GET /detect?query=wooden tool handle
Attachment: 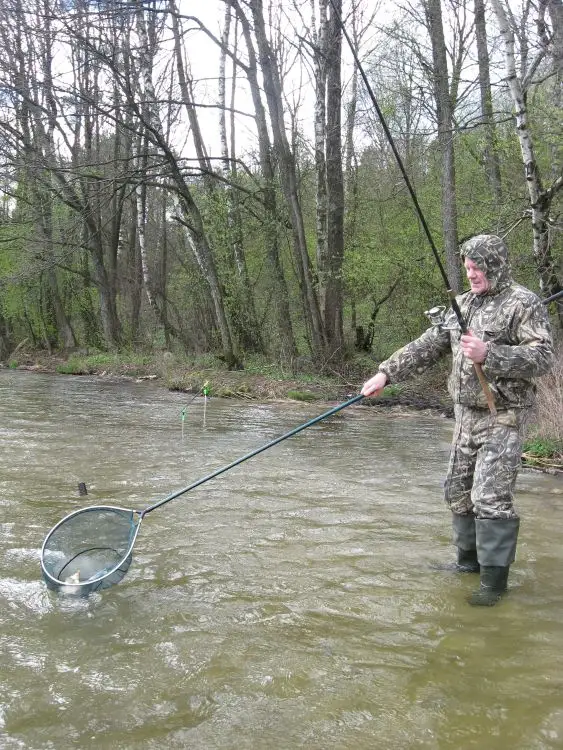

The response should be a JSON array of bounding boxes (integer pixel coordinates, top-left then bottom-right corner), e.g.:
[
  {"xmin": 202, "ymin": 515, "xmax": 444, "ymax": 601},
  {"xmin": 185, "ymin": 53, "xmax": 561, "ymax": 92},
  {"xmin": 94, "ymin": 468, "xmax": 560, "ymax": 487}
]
[{"xmin": 474, "ymin": 363, "xmax": 497, "ymax": 415}]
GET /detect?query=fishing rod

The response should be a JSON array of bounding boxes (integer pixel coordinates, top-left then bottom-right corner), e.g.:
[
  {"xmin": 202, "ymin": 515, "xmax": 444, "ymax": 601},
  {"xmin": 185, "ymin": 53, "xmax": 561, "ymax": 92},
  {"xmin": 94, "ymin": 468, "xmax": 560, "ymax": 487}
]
[
  {"xmin": 543, "ymin": 289, "xmax": 563, "ymax": 305},
  {"xmin": 327, "ymin": 0, "xmax": 497, "ymax": 414}
]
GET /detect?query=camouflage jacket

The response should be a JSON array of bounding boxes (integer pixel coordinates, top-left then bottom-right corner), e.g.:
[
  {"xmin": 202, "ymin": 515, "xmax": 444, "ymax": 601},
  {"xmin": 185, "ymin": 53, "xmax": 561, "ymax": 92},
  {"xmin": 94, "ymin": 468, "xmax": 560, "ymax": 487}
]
[{"xmin": 378, "ymin": 235, "xmax": 555, "ymax": 410}]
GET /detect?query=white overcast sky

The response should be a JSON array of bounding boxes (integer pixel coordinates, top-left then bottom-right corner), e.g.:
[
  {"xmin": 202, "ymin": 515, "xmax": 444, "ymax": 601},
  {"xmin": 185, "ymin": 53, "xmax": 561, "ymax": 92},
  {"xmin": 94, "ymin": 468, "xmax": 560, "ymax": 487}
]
[{"xmin": 180, "ymin": 1, "xmax": 359, "ymax": 159}]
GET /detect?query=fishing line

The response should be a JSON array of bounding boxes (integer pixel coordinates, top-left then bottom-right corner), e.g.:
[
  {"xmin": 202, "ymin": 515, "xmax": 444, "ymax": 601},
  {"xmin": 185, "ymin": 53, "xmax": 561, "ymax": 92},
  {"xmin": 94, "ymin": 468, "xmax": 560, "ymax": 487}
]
[
  {"xmin": 180, "ymin": 381, "xmax": 210, "ymax": 439},
  {"xmin": 203, "ymin": 381, "xmax": 209, "ymax": 428}
]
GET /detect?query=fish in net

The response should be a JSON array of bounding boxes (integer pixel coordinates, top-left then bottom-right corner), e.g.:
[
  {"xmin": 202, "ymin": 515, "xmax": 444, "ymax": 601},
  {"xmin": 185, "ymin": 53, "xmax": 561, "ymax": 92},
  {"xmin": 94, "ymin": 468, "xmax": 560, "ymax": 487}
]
[{"xmin": 41, "ymin": 506, "xmax": 142, "ymax": 595}]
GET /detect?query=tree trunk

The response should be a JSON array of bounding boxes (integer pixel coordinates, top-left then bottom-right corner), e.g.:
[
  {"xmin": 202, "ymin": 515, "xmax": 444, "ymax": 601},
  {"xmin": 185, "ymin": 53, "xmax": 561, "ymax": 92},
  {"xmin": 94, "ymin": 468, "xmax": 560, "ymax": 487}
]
[
  {"xmin": 249, "ymin": 0, "xmax": 326, "ymax": 354},
  {"xmin": 12, "ymin": 0, "xmax": 77, "ymax": 350},
  {"xmin": 323, "ymin": 0, "xmax": 345, "ymax": 353},
  {"xmin": 178, "ymin": 210, "xmax": 241, "ymax": 369},
  {"xmin": 474, "ymin": 0, "xmax": 503, "ymax": 203},
  {"xmin": 231, "ymin": 0, "xmax": 297, "ymax": 360},
  {"xmin": 424, "ymin": 0, "xmax": 461, "ymax": 292},
  {"xmin": 314, "ymin": 0, "xmax": 329, "ymax": 341},
  {"xmin": 135, "ymin": 6, "xmax": 165, "ymax": 327},
  {"xmin": 218, "ymin": 6, "xmax": 264, "ymax": 353},
  {"xmin": 0, "ymin": 308, "xmax": 11, "ymax": 360}
]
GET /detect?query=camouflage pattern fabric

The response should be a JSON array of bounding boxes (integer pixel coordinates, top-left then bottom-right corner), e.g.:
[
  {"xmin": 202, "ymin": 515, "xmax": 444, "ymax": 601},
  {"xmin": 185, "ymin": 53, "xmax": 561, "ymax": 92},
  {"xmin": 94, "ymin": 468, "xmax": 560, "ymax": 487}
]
[
  {"xmin": 378, "ymin": 234, "xmax": 554, "ymax": 409},
  {"xmin": 376, "ymin": 234, "xmax": 555, "ymax": 519},
  {"xmin": 444, "ymin": 405, "xmax": 528, "ymax": 519}
]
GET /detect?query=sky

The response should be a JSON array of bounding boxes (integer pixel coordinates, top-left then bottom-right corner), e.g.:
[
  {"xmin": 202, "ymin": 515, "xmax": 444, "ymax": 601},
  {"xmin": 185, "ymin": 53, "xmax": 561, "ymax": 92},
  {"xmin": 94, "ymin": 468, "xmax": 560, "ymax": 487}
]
[{"xmin": 177, "ymin": 0, "xmax": 363, "ymax": 160}]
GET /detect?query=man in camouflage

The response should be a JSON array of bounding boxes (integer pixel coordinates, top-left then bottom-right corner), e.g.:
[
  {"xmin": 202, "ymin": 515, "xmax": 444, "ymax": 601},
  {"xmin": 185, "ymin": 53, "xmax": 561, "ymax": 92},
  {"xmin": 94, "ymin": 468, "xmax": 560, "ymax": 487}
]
[{"xmin": 362, "ymin": 234, "xmax": 554, "ymax": 606}]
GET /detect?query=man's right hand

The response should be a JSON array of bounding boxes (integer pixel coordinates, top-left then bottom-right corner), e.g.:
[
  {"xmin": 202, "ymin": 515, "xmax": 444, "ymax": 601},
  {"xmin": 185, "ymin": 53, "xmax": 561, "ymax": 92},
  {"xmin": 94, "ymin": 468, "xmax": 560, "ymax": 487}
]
[{"xmin": 361, "ymin": 371, "xmax": 388, "ymax": 397}]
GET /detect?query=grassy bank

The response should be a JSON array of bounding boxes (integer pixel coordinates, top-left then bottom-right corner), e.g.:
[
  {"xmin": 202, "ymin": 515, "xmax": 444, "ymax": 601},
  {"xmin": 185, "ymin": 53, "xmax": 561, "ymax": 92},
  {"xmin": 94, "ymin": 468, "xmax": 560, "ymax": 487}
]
[
  {"xmin": 4, "ymin": 348, "xmax": 451, "ymax": 408},
  {"xmin": 4, "ymin": 346, "xmax": 561, "ymax": 471}
]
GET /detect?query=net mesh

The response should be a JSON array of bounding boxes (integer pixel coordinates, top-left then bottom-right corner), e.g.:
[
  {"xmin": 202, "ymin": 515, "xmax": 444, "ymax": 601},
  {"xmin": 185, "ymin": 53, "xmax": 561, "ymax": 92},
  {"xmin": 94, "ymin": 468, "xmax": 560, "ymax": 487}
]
[{"xmin": 41, "ymin": 507, "xmax": 139, "ymax": 592}]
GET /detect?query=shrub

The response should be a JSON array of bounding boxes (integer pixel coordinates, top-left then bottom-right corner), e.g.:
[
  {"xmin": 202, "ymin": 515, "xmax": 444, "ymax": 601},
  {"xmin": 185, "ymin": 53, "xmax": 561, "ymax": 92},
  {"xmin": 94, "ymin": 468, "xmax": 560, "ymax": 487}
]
[
  {"xmin": 524, "ymin": 343, "xmax": 563, "ymax": 467},
  {"xmin": 286, "ymin": 390, "xmax": 320, "ymax": 402},
  {"xmin": 529, "ymin": 343, "xmax": 563, "ymax": 445}
]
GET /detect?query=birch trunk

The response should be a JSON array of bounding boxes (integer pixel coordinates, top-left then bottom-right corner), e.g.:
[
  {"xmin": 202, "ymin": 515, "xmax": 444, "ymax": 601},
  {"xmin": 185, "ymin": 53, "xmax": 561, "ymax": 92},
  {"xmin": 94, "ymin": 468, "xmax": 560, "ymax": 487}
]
[
  {"xmin": 134, "ymin": 6, "xmax": 159, "ymax": 317},
  {"xmin": 490, "ymin": 0, "xmax": 563, "ymax": 325}
]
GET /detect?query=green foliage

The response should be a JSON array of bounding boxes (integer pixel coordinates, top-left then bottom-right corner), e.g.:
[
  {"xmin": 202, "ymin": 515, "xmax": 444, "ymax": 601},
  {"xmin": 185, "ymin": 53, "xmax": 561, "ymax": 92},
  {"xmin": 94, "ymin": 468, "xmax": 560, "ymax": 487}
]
[
  {"xmin": 381, "ymin": 384, "xmax": 403, "ymax": 397},
  {"xmin": 55, "ymin": 352, "xmax": 154, "ymax": 375},
  {"xmin": 0, "ymin": 222, "xmax": 34, "ymax": 328},
  {"xmin": 522, "ymin": 436, "xmax": 563, "ymax": 469},
  {"xmin": 523, "ymin": 438, "xmax": 562, "ymax": 458},
  {"xmin": 56, "ymin": 358, "xmax": 88, "ymax": 375},
  {"xmin": 286, "ymin": 390, "xmax": 320, "ymax": 401}
]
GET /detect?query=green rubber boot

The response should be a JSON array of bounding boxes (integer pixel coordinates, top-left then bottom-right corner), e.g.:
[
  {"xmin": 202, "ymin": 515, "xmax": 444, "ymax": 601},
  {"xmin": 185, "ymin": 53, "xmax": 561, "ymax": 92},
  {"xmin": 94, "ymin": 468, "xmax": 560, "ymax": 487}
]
[
  {"xmin": 469, "ymin": 518, "xmax": 520, "ymax": 607},
  {"xmin": 432, "ymin": 546, "xmax": 480, "ymax": 573},
  {"xmin": 468, "ymin": 566, "xmax": 509, "ymax": 606},
  {"xmin": 455, "ymin": 547, "xmax": 480, "ymax": 573},
  {"xmin": 452, "ymin": 514, "xmax": 479, "ymax": 572},
  {"xmin": 433, "ymin": 513, "xmax": 480, "ymax": 573}
]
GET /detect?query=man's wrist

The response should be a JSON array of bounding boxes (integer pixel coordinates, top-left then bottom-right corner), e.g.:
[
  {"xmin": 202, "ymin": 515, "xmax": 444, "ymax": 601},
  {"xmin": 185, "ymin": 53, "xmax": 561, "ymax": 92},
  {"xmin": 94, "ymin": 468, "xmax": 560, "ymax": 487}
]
[{"xmin": 378, "ymin": 368, "xmax": 390, "ymax": 385}]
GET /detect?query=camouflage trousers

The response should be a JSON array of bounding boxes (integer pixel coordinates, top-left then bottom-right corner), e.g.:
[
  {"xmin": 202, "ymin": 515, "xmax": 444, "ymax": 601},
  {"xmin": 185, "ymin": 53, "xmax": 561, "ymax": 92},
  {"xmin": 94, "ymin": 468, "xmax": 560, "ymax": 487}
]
[{"xmin": 444, "ymin": 405, "xmax": 529, "ymax": 520}]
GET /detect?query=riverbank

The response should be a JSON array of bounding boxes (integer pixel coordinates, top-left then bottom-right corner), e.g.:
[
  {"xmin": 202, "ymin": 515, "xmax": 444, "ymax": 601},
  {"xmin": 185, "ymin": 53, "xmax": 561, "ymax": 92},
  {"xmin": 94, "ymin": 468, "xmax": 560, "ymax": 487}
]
[
  {"xmin": 3, "ymin": 347, "xmax": 561, "ymax": 471},
  {"xmin": 2, "ymin": 347, "xmax": 453, "ymax": 413}
]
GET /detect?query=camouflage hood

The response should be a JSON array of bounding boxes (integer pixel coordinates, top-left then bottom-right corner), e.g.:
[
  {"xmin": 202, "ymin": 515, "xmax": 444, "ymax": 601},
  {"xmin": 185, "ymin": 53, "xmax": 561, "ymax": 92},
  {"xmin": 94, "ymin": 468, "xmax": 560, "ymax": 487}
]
[{"xmin": 460, "ymin": 234, "xmax": 513, "ymax": 294}]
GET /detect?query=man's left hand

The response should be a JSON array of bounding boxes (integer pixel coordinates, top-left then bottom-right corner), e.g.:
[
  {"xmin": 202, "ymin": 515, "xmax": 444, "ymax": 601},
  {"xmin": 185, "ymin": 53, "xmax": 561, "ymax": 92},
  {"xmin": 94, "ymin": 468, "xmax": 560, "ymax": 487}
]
[{"xmin": 460, "ymin": 330, "xmax": 488, "ymax": 363}]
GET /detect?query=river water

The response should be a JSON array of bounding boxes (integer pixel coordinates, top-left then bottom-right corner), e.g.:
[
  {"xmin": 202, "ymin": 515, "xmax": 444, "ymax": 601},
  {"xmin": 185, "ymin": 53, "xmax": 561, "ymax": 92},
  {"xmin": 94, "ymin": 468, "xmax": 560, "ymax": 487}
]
[{"xmin": 1, "ymin": 371, "xmax": 562, "ymax": 749}]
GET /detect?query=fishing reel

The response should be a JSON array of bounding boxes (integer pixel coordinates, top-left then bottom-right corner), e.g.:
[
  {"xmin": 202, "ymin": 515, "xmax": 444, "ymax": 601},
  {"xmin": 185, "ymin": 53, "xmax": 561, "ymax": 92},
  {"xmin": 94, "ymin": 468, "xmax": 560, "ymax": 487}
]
[
  {"xmin": 424, "ymin": 305, "xmax": 446, "ymax": 326},
  {"xmin": 424, "ymin": 305, "xmax": 459, "ymax": 330}
]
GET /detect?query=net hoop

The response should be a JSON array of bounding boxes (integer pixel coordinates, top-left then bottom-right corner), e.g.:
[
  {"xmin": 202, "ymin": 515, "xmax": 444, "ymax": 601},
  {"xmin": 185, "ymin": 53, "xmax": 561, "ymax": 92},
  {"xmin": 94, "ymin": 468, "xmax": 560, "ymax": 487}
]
[{"xmin": 40, "ymin": 505, "xmax": 142, "ymax": 596}]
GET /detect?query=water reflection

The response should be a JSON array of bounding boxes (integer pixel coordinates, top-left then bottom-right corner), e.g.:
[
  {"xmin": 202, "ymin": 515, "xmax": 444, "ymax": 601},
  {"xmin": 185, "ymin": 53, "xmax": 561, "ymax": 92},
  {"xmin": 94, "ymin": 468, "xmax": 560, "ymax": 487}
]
[{"xmin": 0, "ymin": 371, "xmax": 562, "ymax": 749}]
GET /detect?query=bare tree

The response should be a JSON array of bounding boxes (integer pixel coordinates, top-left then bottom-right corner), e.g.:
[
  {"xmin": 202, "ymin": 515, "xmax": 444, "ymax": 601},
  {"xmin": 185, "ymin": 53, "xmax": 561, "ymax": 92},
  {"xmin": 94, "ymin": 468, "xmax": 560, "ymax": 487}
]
[
  {"xmin": 248, "ymin": 0, "xmax": 326, "ymax": 355},
  {"xmin": 215, "ymin": 4, "xmax": 264, "ymax": 353},
  {"xmin": 1, "ymin": 0, "xmax": 77, "ymax": 349},
  {"xmin": 474, "ymin": 0, "xmax": 502, "ymax": 202},
  {"xmin": 116, "ymin": 3, "xmax": 241, "ymax": 366},
  {"xmin": 229, "ymin": 0, "xmax": 298, "ymax": 360},
  {"xmin": 423, "ymin": 0, "xmax": 462, "ymax": 291}
]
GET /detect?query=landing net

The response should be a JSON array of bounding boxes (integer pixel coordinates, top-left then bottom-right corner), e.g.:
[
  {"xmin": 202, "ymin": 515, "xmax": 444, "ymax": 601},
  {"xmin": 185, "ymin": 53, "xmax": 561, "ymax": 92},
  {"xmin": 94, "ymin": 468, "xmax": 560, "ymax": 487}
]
[{"xmin": 40, "ymin": 506, "xmax": 140, "ymax": 594}]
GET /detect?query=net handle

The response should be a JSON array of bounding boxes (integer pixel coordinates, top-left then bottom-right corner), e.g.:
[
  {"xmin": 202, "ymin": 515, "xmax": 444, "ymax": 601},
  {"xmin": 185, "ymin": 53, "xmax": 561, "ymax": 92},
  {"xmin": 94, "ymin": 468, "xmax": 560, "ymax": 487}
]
[{"xmin": 141, "ymin": 394, "xmax": 364, "ymax": 516}]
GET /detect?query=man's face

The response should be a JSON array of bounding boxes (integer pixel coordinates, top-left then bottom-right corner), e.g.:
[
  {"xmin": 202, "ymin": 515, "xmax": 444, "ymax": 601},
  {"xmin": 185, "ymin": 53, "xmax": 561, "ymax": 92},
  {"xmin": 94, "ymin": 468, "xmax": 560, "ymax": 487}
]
[{"xmin": 464, "ymin": 257, "xmax": 490, "ymax": 294}]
